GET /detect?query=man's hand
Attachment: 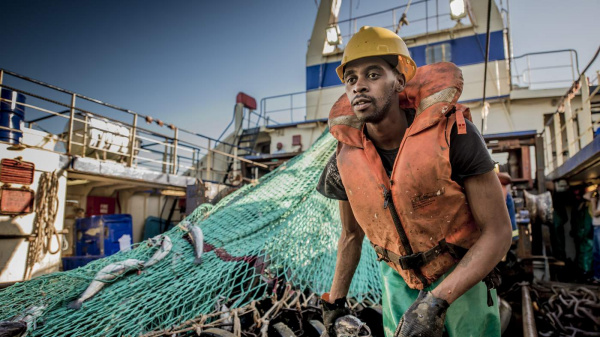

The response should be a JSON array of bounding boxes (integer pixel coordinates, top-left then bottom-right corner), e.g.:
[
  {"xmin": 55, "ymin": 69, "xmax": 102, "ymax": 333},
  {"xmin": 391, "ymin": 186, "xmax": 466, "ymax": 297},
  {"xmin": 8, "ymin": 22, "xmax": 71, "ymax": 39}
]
[
  {"xmin": 321, "ymin": 294, "xmax": 350, "ymax": 337},
  {"xmin": 395, "ymin": 291, "xmax": 449, "ymax": 337}
]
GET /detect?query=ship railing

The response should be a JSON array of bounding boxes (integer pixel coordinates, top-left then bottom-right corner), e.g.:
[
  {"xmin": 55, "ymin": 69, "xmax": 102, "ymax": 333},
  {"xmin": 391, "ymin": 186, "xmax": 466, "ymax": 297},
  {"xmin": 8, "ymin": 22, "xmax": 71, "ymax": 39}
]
[
  {"xmin": 540, "ymin": 47, "xmax": 600, "ymax": 175},
  {"xmin": 0, "ymin": 69, "xmax": 267, "ymax": 185},
  {"xmin": 323, "ymin": 0, "xmax": 472, "ymax": 53},
  {"xmin": 511, "ymin": 49, "xmax": 580, "ymax": 90},
  {"xmin": 259, "ymin": 91, "xmax": 308, "ymax": 126}
]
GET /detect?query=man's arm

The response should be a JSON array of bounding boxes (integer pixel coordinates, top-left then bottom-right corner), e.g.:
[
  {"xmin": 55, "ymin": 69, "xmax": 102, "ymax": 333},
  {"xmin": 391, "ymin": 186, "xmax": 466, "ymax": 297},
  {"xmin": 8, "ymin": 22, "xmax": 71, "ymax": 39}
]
[
  {"xmin": 591, "ymin": 196, "xmax": 600, "ymax": 217},
  {"xmin": 329, "ymin": 200, "xmax": 365, "ymax": 301},
  {"xmin": 430, "ymin": 170, "xmax": 512, "ymax": 304}
]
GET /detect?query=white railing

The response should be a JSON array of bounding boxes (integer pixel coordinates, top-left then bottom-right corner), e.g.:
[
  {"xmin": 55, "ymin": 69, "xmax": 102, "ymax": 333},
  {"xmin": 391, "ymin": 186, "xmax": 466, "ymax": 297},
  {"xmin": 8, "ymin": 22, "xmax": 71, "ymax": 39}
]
[
  {"xmin": 0, "ymin": 69, "xmax": 267, "ymax": 185},
  {"xmin": 511, "ymin": 50, "xmax": 580, "ymax": 90},
  {"xmin": 541, "ymin": 47, "xmax": 600, "ymax": 174}
]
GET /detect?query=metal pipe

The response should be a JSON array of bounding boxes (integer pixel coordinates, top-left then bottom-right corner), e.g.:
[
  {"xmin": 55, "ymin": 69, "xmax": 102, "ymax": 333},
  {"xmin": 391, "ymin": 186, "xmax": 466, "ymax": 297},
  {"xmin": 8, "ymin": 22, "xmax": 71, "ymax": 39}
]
[
  {"xmin": 82, "ymin": 114, "xmax": 88, "ymax": 156},
  {"xmin": 522, "ymin": 285, "xmax": 538, "ymax": 337},
  {"xmin": 172, "ymin": 128, "xmax": 179, "ymax": 175},
  {"xmin": 480, "ymin": 0, "xmax": 493, "ymax": 134},
  {"xmin": 512, "ymin": 49, "xmax": 580, "ymax": 75},
  {"xmin": 336, "ymin": 1, "xmax": 427, "ymax": 25},
  {"xmin": 67, "ymin": 93, "xmax": 76, "ymax": 154},
  {"xmin": 210, "ymin": 148, "xmax": 268, "ymax": 169},
  {"xmin": 206, "ymin": 139, "xmax": 212, "ymax": 181},
  {"xmin": 25, "ymin": 109, "xmax": 70, "ymax": 124},
  {"xmin": 129, "ymin": 114, "xmax": 138, "ymax": 167}
]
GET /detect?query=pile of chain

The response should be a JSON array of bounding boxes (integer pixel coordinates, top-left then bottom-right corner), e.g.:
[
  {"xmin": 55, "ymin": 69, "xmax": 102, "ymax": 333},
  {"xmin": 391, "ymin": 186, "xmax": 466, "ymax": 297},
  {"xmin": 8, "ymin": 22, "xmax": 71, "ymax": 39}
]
[
  {"xmin": 139, "ymin": 283, "xmax": 380, "ymax": 337},
  {"xmin": 530, "ymin": 283, "xmax": 600, "ymax": 337}
]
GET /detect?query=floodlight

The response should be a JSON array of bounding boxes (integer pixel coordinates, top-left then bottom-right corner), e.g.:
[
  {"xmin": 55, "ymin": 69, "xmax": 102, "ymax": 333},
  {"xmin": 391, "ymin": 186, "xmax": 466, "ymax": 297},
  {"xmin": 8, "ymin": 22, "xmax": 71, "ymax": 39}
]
[
  {"xmin": 326, "ymin": 24, "xmax": 342, "ymax": 45},
  {"xmin": 449, "ymin": 0, "xmax": 467, "ymax": 21}
]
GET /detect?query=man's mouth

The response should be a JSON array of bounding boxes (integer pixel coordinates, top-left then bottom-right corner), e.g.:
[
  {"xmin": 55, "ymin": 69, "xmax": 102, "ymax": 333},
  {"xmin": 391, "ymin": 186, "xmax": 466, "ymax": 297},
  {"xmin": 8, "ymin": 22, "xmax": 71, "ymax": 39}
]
[{"xmin": 353, "ymin": 97, "xmax": 372, "ymax": 111}]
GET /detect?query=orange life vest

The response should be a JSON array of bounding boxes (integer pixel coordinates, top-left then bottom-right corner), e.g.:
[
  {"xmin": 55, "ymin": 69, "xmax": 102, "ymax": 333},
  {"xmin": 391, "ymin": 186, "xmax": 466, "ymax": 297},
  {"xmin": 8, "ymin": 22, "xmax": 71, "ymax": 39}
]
[{"xmin": 329, "ymin": 62, "xmax": 480, "ymax": 290}]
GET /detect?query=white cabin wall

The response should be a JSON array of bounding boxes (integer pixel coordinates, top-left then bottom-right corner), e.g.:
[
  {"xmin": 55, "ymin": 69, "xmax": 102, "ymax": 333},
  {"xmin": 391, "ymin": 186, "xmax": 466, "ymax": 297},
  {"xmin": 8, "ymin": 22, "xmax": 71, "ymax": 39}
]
[
  {"xmin": 125, "ymin": 193, "xmax": 181, "ymax": 243},
  {"xmin": 268, "ymin": 124, "xmax": 328, "ymax": 154},
  {"xmin": 0, "ymin": 147, "xmax": 67, "ymax": 283}
]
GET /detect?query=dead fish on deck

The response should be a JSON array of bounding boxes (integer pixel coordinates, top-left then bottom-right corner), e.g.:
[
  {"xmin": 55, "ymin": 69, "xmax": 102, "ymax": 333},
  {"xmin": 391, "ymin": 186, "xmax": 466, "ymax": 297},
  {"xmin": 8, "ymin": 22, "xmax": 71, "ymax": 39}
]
[
  {"xmin": 143, "ymin": 235, "xmax": 172, "ymax": 268},
  {"xmin": 68, "ymin": 259, "xmax": 144, "ymax": 310},
  {"xmin": 334, "ymin": 315, "xmax": 371, "ymax": 337},
  {"xmin": 5, "ymin": 304, "xmax": 47, "ymax": 335},
  {"xmin": 188, "ymin": 225, "xmax": 204, "ymax": 265},
  {"xmin": 215, "ymin": 298, "xmax": 233, "ymax": 332},
  {"xmin": 0, "ymin": 321, "xmax": 27, "ymax": 337}
]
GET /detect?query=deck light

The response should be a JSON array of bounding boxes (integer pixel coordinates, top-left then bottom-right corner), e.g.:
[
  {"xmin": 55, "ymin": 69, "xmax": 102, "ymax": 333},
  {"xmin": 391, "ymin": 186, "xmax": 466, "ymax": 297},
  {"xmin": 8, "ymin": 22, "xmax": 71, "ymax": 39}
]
[
  {"xmin": 161, "ymin": 189, "xmax": 186, "ymax": 197},
  {"xmin": 326, "ymin": 24, "xmax": 342, "ymax": 45},
  {"xmin": 449, "ymin": 0, "xmax": 467, "ymax": 21}
]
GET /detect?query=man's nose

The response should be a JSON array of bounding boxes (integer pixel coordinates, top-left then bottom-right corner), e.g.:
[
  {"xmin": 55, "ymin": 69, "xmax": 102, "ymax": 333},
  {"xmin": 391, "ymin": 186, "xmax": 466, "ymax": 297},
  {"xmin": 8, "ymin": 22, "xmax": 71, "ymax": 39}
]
[{"xmin": 353, "ymin": 77, "xmax": 369, "ymax": 93}]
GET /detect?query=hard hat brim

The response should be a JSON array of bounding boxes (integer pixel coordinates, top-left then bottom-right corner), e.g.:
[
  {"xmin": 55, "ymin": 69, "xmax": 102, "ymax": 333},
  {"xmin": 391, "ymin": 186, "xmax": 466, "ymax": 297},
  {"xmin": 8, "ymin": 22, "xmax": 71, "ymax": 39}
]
[{"xmin": 336, "ymin": 54, "xmax": 417, "ymax": 83}]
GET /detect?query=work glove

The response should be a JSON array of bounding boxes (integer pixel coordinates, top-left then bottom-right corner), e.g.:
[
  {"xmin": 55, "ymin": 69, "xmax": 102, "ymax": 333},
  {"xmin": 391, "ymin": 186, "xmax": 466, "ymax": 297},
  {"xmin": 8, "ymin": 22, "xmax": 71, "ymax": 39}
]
[
  {"xmin": 394, "ymin": 291, "xmax": 449, "ymax": 337},
  {"xmin": 320, "ymin": 293, "xmax": 350, "ymax": 337}
]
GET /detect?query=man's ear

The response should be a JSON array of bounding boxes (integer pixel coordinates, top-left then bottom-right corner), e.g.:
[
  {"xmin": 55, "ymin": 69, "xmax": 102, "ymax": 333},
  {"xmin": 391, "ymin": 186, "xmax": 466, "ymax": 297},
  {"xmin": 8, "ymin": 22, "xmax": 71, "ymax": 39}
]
[{"xmin": 394, "ymin": 72, "xmax": 406, "ymax": 93}]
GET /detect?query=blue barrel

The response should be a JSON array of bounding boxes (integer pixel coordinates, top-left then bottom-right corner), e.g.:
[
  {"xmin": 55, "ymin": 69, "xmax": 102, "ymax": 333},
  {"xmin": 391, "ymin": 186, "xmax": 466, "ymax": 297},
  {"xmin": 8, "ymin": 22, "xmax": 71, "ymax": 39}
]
[{"xmin": 0, "ymin": 88, "xmax": 26, "ymax": 144}]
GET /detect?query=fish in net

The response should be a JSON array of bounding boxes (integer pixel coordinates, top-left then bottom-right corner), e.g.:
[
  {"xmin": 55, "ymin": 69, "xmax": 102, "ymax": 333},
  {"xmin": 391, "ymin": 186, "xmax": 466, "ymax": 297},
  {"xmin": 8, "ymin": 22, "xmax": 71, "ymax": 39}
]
[{"xmin": 0, "ymin": 131, "xmax": 382, "ymax": 336}]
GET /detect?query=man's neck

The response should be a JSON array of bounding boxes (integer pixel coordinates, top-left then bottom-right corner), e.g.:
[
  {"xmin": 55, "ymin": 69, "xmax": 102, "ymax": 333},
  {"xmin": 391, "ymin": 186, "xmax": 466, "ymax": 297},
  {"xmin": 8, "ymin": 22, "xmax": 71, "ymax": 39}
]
[{"xmin": 365, "ymin": 107, "xmax": 408, "ymax": 150}]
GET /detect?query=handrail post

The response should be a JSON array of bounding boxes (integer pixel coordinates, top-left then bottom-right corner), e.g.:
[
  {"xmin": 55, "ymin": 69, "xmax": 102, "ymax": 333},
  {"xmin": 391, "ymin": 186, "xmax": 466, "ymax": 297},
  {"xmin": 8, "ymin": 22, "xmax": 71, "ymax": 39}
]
[
  {"xmin": 233, "ymin": 146, "xmax": 239, "ymax": 179},
  {"xmin": 526, "ymin": 55, "xmax": 531, "ymax": 87},
  {"xmin": 564, "ymin": 98, "xmax": 577, "ymax": 155},
  {"xmin": 67, "ymin": 93, "xmax": 76, "ymax": 154},
  {"xmin": 569, "ymin": 51, "xmax": 575, "ymax": 81},
  {"xmin": 128, "ymin": 114, "xmax": 138, "ymax": 167},
  {"xmin": 172, "ymin": 128, "xmax": 179, "ymax": 175},
  {"xmin": 553, "ymin": 111, "xmax": 564, "ymax": 166},
  {"xmin": 544, "ymin": 125, "xmax": 554, "ymax": 173},
  {"xmin": 82, "ymin": 114, "xmax": 88, "ymax": 156},
  {"xmin": 579, "ymin": 73, "xmax": 593, "ymax": 148},
  {"xmin": 206, "ymin": 139, "xmax": 212, "ymax": 181}
]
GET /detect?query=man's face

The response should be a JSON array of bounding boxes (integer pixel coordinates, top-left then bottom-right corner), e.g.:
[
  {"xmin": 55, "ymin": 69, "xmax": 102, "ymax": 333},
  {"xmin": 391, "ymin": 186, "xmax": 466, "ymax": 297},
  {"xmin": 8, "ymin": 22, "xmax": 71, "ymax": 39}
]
[{"xmin": 343, "ymin": 56, "xmax": 404, "ymax": 124}]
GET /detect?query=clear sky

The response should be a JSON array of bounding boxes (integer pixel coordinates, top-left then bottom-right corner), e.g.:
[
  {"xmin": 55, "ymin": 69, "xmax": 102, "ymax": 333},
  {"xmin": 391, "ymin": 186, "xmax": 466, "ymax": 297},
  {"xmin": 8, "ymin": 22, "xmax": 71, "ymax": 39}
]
[{"xmin": 1, "ymin": 0, "xmax": 599, "ymax": 140}]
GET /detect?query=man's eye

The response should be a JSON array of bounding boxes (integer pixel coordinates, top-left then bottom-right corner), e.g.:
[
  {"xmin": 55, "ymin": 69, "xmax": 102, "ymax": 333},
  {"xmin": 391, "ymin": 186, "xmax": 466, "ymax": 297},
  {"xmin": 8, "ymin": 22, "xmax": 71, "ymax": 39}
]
[
  {"xmin": 346, "ymin": 77, "xmax": 356, "ymax": 84},
  {"xmin": 368, "ymin": 73, "xmax": 380, "ymax": 79}
]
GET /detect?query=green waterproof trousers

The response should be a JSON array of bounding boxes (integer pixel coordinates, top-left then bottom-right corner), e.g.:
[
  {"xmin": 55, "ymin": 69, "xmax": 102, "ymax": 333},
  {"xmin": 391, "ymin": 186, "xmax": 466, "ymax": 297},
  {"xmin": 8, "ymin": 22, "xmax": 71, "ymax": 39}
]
[{"xmin": 380, "ymin": 262, "xmax": 501, "ymax": 337}]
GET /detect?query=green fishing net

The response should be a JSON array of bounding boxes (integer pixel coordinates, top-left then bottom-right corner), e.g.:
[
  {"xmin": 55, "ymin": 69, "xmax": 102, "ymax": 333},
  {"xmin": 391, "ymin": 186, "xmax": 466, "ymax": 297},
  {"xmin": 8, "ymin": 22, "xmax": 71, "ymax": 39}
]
[{"xmin": 0, "ymin": 131, "xmax": 382, "ymax": 336}]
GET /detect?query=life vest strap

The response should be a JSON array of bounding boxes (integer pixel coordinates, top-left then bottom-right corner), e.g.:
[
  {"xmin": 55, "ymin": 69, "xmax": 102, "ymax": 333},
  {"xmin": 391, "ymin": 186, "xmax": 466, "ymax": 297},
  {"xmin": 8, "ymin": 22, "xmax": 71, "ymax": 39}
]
[{"xmin": 371, "ymin": 238, "xmax": 468, "ymax": 271}]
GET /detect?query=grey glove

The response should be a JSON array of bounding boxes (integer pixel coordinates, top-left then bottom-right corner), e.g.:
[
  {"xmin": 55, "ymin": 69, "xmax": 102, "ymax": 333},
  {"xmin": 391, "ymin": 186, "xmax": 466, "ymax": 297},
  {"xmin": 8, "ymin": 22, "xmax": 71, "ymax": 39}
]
[
  {"xmin": 321, "ymin": 294, "xmax": 350, "ymax": 337},
  {"xmin": 394, "ymin": 291, "xmax": 449, "ymax": 337}
]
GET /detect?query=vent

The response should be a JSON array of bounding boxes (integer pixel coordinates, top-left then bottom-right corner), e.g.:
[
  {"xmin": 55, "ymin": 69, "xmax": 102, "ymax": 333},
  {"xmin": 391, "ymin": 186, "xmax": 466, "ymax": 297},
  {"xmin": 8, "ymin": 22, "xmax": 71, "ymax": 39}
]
[
  {"xmin": 0, "ymin": 158, "xmax": 35, "ymax": 185},
  {"xmin": 0, "ymin": 187, "xmax": 34, "ymax": 214}
]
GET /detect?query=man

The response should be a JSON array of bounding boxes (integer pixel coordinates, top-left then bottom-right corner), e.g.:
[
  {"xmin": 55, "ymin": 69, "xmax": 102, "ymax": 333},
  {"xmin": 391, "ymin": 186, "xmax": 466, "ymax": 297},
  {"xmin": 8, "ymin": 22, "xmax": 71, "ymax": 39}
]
[
  {"xmin": 497, "ymin": 171, "xmax": 518, "ymax": 240},
  {"xmin": 316, "ymin": 26, "xmax": 512, "ymax": 337}
]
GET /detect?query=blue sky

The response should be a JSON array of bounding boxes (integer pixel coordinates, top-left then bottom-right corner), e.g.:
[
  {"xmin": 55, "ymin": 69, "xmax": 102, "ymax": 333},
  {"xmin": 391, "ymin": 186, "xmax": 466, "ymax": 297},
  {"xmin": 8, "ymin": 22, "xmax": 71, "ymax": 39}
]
[{"xmin": 1, "ymin": 0, "xmax": 599, "ymax": 140}]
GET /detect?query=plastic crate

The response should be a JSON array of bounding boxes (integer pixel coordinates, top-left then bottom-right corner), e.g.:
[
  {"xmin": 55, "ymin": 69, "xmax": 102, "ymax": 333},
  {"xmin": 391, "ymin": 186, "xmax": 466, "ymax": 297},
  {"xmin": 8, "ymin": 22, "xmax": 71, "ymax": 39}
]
[
  {"xmin": 75, "ymin": 214, "xmax": 133, "ymax": 256},
  {"xmin": 62, "ymin": 255, "xmax": 103, "ymax": 271}
]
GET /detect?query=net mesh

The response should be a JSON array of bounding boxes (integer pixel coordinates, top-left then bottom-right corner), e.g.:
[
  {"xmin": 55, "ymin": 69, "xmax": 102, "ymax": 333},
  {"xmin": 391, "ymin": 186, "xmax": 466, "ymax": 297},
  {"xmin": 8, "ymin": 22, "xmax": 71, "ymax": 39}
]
[{"xmin": 0, "ymin": 131, "xmax": 382, "ymax": 336}]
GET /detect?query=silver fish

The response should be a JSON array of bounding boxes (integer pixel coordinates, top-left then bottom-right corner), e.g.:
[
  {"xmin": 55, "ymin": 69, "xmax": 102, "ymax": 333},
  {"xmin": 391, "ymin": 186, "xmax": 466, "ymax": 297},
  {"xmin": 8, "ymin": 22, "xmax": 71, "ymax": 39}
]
[
  {"xmin": 68, "ymin": 258, "xmax": 144, "ymax": 310},
  {"xmin": 188, "ymin": 225, "xmax": 204, "ymax": 265},
  {"xmin": 9, "ymin": 304, "xmax": 47, "ymax": 335},
  {"xmin": 0, "ymin": 321, "xmax": 26, "ymax": 337},
  {"xmin": 219, "ymin": 303, "xmax": 232, "ymax": 332},
  {"xmin": 143, "ymin": 235, "xmax": 172, "ymax": 268}
]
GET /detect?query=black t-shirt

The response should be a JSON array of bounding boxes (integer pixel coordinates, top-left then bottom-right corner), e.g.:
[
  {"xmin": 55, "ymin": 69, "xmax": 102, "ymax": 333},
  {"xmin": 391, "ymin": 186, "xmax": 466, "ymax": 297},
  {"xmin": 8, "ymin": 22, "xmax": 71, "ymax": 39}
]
[{"xmin": 316, "ymin": 114, "xmax": 495, "ymax": 201}]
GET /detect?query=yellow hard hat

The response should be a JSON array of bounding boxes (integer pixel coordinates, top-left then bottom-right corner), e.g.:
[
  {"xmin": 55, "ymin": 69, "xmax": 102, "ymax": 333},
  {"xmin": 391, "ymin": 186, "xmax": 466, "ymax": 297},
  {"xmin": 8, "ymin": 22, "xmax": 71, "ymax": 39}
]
[{"xmin": 336, "ymin": 26, "xmax": 417, "ymax": 83}]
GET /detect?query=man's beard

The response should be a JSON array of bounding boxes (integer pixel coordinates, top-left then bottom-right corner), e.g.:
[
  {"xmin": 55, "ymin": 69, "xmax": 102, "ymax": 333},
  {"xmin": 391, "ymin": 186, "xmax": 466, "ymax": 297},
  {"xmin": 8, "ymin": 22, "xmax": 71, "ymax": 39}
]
[{"xmin": 356, "ymin": 87, "xmax": 396, "ymax": 124}]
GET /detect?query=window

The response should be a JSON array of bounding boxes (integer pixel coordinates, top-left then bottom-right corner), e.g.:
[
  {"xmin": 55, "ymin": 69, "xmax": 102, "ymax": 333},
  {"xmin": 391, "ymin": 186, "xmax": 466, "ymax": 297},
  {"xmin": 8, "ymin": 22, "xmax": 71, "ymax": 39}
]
[{"xmin": 425, "ymin": 43, "xmax": 452, "ymax": 64}]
